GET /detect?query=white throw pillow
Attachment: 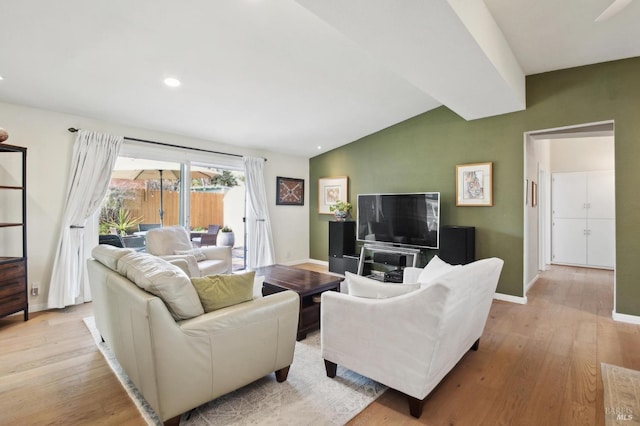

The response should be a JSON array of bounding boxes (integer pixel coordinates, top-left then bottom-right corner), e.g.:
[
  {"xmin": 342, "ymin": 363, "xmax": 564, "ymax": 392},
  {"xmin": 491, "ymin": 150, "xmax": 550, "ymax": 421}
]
[
  {"xmin": 418, "ymin": 255, "xmax": 461, "ymax": 286},
  {"xmin": 145, "ymin": 226, "xmax": 192, "ymax": 256},
  {"xmin": 346, "ymin": 272, "xmax": 420, "ymax": 299},
  {"xmin": 116, "ymin": 251, "xmax": 204, "ymax": 320}
]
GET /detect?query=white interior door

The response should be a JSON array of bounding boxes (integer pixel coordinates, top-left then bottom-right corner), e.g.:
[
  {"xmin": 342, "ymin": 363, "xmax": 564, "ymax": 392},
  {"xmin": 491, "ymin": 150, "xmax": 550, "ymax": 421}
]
[
  {"xmin": 552, "ymin": 218, "xmax": 587, "ymax": 265},
  {"xmin": 552, "ymin": 172, "xmax": 587, "ymax": 218},
  {"xmin": 587, "ymin": 170, "xmax": 615, "ymax": 219},
  {"xmin": 587, "ymin": 218, "xmax": 615, "ymax": 268}
]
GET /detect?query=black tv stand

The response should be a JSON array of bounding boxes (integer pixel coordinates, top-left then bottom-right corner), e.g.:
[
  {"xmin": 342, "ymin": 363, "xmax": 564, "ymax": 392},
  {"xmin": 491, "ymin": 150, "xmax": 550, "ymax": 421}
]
[{"xmin": 357, "ymin": 244, "xmax": 420, "ymax": 279}]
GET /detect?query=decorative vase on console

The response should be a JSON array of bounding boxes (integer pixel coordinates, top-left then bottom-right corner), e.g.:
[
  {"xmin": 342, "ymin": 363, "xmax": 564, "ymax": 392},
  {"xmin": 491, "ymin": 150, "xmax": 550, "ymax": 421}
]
[{"xmin": 330, "ymin": 200, "xmax": 352, "ymax": 222}]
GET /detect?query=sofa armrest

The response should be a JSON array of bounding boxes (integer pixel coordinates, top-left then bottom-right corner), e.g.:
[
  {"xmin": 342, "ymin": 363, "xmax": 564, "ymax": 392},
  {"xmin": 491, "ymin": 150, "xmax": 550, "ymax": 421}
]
[
  {"xmin": 201, "ymin": 246, "xmax": 232, "ymax": 261},
  {"xmin": 179, "ymin": 290, "xmax": 300, "ymax": 393},
  {"xmin": 158, "ymin": 254, "xmax": 200, "ymax": 277},
  {"xmin": 166, "ymin": 258, "xmax": 190, "ymax": 276}
]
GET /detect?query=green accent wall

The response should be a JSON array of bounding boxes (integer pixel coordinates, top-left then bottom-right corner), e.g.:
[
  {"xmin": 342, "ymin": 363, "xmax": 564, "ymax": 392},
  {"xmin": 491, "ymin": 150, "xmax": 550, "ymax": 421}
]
[{"xmin": 309, "ymin": 57, "xmax": 640, "ymax": 315}]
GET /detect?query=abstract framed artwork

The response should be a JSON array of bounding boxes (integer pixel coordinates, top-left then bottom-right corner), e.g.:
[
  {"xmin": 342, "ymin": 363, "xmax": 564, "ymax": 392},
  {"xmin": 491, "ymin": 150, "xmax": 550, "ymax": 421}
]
[
  {"xmin": 318, "ymin": 176, "xmax": 348, "ymax": 214},
  {"xmin": 276, "ymin": 176, "xmax": 304, "ymax": 206},
  {"xmin": 456, "ymin": 162, "xmax": 493, "ymax": 207}
]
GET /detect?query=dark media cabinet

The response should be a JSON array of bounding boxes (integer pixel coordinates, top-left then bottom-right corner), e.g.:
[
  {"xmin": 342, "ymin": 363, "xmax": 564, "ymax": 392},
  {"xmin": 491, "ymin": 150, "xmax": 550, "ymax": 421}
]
[
  {"xmin": 327, "ymin": 220, "xmax": 476, "ymax": 281},
  {"xmin": 328, "ymin": 221, "xmax": 356, "ymax": 275}
]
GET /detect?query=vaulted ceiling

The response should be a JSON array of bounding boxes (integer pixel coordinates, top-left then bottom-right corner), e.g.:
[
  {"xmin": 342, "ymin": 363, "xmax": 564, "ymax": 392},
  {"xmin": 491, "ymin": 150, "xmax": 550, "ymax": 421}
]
[{"xmin": 0, "ymin": 0, "xmax": 638, "ymax": 157}]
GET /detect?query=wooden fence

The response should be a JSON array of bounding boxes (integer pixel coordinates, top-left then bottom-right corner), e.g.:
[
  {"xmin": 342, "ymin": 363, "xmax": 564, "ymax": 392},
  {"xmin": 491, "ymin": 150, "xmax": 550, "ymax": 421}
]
[{"xmin": 123, "ymin": 189, "xmax": 224, "ymax": 229}]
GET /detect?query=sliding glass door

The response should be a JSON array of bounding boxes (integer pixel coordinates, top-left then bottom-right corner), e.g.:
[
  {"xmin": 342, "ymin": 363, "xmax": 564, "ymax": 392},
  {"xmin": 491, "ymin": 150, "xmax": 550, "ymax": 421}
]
[{"xmin": 99, "ymin": 152, "xmax": 246, "ymax": 271}]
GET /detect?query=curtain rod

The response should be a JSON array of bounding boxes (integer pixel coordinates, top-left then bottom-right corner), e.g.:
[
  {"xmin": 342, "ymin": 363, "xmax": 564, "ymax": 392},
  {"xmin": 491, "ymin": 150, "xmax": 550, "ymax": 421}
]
[{"xmin": 67, "ymin": 128, "xmax": 266, "ymax": 161}]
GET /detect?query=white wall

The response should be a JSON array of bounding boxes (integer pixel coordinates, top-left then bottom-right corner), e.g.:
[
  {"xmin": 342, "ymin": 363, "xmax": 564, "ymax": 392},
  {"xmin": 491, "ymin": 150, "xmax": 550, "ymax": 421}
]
[
  {"xmin": 524, "ymin": 137, "xmax": 550, "ymax": 287},
  {"xmin": 0, "ymin": 100, "xmax": 309, "ymax": 312},
  {"xmin": 550, "ymin": 137, "xmax": 614, "ymax": 172}
]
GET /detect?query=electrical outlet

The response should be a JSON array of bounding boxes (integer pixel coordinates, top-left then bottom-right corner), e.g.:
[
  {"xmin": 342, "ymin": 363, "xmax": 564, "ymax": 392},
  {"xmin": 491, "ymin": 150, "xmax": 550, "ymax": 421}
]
[{"xmin": 31, "ymin": 283, "xmax": 39, "ymax": 296}]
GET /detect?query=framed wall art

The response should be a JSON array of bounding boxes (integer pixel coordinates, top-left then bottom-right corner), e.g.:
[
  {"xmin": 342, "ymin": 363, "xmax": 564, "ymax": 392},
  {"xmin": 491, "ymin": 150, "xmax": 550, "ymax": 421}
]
[
  {"xmin": 318, "ymin": 176, "xmax": 348, "ymax": 214},
  {"xmin": 531, "ymin": 180, "xmax": 538, "ymax": 207},
  {"xmin": 276, "ymin": 176, "xmax": 304, "ymax": 206},
  {"xmin": 456, "ymin": 162, "xmax": 493, "ymax": 207}
]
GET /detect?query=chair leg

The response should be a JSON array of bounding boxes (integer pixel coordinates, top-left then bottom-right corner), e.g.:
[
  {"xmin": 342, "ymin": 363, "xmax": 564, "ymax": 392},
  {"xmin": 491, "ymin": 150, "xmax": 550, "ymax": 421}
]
[
  {"xmin": 471, "ymin": 338, "xmax": 480, "ymax": 351},
  {"xmin": 275, "ymin": 366, "xmax": 290, "ymax": 382},
  {"xmin": 407, "ymin": 395, "xmax": 426, "ymax": 418},
  {"xmin": 324, "ymin": 359, "xmax": 337, "ymax": 378}
]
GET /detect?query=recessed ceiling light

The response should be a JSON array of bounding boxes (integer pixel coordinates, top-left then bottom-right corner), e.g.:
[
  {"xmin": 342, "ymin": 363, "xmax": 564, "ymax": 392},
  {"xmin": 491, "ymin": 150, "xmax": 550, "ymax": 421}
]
[
  {"xmin": 163, "ymin": 77, "xmax": 181, "ymax": 88},
  {"xmin": 317, "ymin": 145, "xmax": 322, "ymax": 150},
  {"xmin": 0, "ymin": 75, "xmax": 4, "ymax": 81}
]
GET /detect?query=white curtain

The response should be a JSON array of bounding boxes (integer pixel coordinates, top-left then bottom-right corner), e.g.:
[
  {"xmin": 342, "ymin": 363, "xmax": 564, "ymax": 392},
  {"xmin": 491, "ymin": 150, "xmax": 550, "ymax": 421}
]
[
  {"xmin": 243, "ymin": 156, "xmax": 275, "ymax": 268},
  {"xmin": 48, "ymin": 130, "xmax": 123, "ymax": 308}
]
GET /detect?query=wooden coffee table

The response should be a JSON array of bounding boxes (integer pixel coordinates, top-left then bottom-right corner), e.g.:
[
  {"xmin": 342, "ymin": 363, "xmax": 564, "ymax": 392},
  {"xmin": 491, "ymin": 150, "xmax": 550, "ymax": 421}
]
[{"xmin": 255, "ymin": 264, "xmax": 342, "ymax": 340}]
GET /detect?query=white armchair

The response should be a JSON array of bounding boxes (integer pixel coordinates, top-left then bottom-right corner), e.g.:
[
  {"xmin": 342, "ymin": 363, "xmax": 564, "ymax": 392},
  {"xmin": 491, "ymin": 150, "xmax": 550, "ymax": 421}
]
[
  {"xmin": 145, "ymin": 226, "xmax": 232, "ymax": 277},
  {"xmin": 321, "ymin": 257, "xmax": 504, "ymax": 418}
]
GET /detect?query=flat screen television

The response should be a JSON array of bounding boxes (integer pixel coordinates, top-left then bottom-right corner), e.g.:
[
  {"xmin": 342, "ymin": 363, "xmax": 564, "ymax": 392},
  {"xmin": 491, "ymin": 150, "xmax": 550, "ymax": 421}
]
[{"xmin": 357, "ymin": 192, "xmax": 440, "ymax": 249}]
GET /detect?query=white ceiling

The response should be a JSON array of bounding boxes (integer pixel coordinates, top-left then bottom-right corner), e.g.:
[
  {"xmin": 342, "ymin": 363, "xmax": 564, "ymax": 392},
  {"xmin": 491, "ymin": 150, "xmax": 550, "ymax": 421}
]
[{"xmin": 0, "ymin": 0, "xmax": 638, "ymax": 158}]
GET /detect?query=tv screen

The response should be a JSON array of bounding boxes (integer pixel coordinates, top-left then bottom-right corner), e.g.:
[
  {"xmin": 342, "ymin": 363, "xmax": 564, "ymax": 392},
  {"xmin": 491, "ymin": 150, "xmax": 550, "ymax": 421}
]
[{"xmin": 357, "ymin": 192, "xmax": 440, "ymax": 249}]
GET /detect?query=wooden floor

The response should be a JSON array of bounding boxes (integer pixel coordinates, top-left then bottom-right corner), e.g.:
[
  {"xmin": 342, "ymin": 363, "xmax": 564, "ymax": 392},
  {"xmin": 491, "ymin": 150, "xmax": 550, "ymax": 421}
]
[{"xmin": 0, "ymin": 264, "xmax": 636, "ymax": 425}]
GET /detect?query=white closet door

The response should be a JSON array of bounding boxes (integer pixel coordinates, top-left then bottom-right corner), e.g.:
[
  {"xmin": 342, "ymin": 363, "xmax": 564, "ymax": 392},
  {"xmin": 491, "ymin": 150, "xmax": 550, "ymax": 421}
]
[
  {"xmin": 587, "ymin": 170, "xmax": 615, "ymax": 219},
  {"xmin": 552, "ymin": 172, "xmax": 587, "ymax": 218},
  {"xmin": 552, "ymin": 218, "xmax": 587, "ymax": 265},
  {"xmin": 587, "ymin": 218, "xmax": 615, "ymax": 268}
]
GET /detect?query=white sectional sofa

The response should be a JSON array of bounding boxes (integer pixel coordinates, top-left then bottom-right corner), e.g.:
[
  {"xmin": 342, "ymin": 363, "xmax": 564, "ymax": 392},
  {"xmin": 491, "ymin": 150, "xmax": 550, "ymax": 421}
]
[{"xmin": 87, "ymin": 244, "xmax": 299, "ymax": 424}]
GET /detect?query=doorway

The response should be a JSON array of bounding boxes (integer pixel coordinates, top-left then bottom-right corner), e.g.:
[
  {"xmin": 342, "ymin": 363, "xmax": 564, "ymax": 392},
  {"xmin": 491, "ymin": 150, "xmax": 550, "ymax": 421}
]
[{"xmin": 523, "ymin": 121, "xmax": 615, "ymax": 300}]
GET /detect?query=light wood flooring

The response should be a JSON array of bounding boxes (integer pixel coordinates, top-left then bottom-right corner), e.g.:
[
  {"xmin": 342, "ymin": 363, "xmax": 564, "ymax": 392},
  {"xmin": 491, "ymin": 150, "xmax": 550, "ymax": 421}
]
[{"xmin": 0, "ymin": 264, "xmax": 636, "ymax": 425}]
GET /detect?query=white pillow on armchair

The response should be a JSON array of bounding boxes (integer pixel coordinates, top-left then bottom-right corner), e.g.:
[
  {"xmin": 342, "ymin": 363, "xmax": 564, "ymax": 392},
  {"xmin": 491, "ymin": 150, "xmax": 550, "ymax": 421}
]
[
  {"xmin": 344, "ymin": 272, "xmax": 420, "ymax": 299},
  {"xmin": 417, "ymin": 255, "xmax": 461, "ymax": 286}
]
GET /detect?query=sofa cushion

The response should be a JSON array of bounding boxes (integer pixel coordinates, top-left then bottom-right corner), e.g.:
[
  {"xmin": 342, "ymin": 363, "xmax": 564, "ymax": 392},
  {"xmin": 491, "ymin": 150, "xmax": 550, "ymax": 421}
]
[
  {"xmin": 145, "ymin": 226, "xmax": 193, "ymax": 256},
  {"xmin": 345, "ymin": 272, "xmax": 420, "ymax": 299},
  {"xmin": 418, "ymin": 255, "xmax": 461, "ymax": 286},
  {"xmin": 116, "ymin": 251, "xmax": 204, "ymax": 320},
  {"xmin": 92, "ymin": 244, "xmax": 133, "ymax": 271},
  {"xmin": 174, "ymin": 248, "xmax": 207, "ymax": 261},
  {"xmin": 191, "ymin": 271, "xmax": 255, "ymax": 312}
]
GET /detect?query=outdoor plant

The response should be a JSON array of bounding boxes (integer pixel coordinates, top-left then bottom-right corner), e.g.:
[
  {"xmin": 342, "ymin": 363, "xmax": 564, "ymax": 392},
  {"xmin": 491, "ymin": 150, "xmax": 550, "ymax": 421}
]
[
  {"xmin": 221, "ymin": 225, "xmax": 233, "ymax": 232},
  {"xmin": 103, "ymin": 208, "xmax": 144, "ymax": 236},
  {"xmin": 212, "ymin": 170, "xmax": 239, "ymax": 188}
]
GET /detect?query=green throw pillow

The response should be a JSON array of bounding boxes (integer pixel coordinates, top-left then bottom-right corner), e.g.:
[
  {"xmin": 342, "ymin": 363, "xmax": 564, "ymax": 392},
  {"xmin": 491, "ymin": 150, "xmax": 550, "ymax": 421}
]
[{"xmin": 191, "ymin": 271, "xmax": 255, "ymax": 312}]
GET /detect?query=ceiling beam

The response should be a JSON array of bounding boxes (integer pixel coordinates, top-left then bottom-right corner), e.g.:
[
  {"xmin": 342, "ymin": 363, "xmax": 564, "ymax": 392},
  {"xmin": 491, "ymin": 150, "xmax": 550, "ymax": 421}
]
[{"xmin": 296, "ymin": 0, "xmax": 526, "ymax": 120}]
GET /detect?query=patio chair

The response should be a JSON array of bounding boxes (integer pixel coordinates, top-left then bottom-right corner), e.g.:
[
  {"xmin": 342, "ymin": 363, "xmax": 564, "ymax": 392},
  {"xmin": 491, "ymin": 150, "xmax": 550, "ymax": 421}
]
[
  {"xmin": 98, "ymin": 234, "xmax": 125, "ymax": 248},
  {"xmin": 192, "ymin": 224, "xmax": 221, "ymax": 247},
  {"xmin": 121, "ymin": 235, "xmax": 146, "ymax": 252},
  {"xmin": 138, "ymin": 223, "xmax": 161, "ymax": 232}
]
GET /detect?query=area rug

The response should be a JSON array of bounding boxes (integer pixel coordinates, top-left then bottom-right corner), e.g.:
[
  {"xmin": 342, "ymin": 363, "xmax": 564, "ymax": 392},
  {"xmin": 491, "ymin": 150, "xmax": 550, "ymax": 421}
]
[
  {"xmin": 83, "ymin": 317, "xmax": 387, "ymax": 425},
  {"xmin": 601, "ymin": 363, "xmax": 640, "ymax": 425}
]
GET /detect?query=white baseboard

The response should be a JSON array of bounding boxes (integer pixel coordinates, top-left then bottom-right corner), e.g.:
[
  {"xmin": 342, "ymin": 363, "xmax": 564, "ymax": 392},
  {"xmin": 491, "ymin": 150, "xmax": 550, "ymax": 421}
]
[
  {"xmin": 494, "ymin": 292, "xmax": 527, "ymax": 304},
  {"xmin": 612, "ymin": 311, "xmax": 640, "ymax": 324},
  {"xmin": 306, "ymin": 258, "xmax": 328, "ymax": 266},
  {"xmin": 525, "ymin": 274, "xmax": 539, "ymax": 293},
  {"xmin": 280, "ymin": 258, "xmax": 326, "ymax": 267},
  {"xmin": 28, "ymin": 302, "xmax": 48, "ymax": 313}
]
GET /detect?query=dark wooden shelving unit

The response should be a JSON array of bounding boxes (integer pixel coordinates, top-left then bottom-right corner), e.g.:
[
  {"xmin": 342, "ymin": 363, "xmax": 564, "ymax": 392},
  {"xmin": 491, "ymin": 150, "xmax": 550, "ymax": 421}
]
[{"xmin": 0, "ymin": 144, "xmax": 28, "ymax": 321}]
